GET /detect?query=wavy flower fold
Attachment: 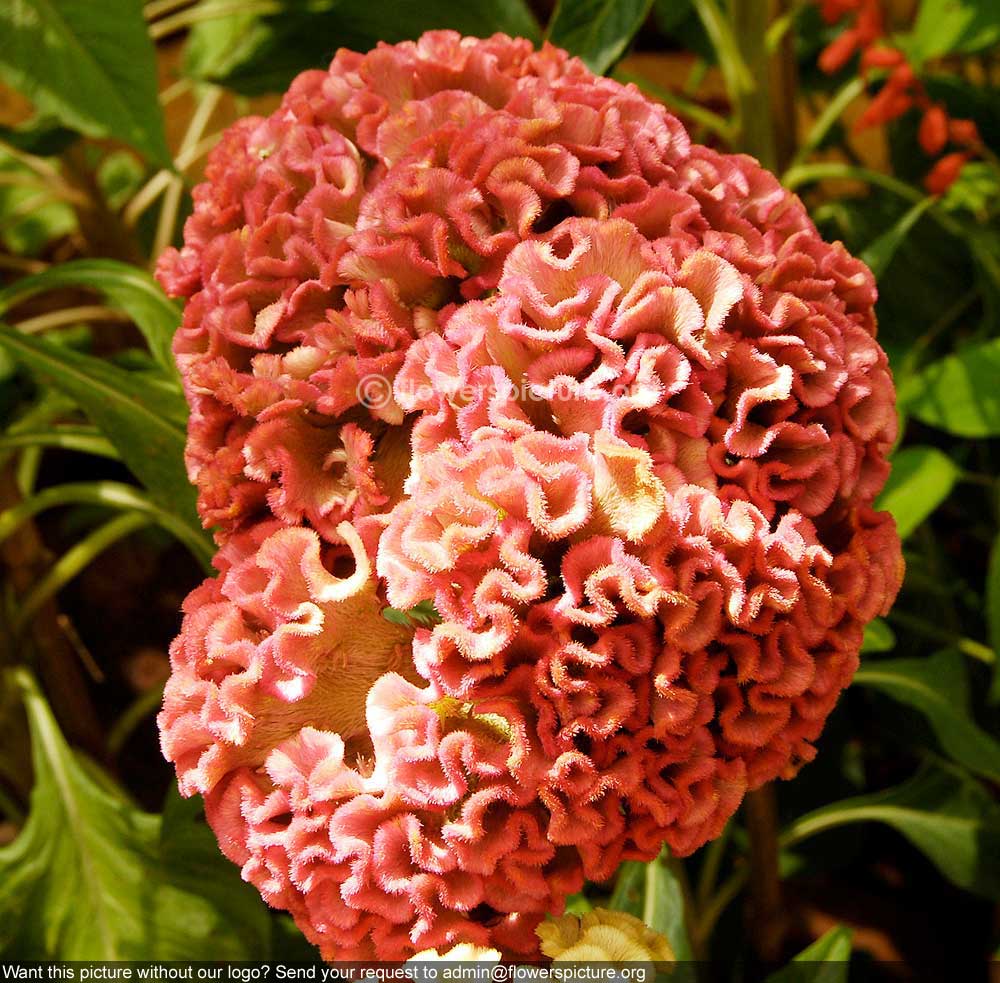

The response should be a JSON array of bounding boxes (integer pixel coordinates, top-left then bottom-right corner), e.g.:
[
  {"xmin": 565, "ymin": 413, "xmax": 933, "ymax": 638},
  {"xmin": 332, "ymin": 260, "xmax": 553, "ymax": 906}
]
[{"xmin": 157, "ymin": 30, "xmax": 903, "ymax": 959}]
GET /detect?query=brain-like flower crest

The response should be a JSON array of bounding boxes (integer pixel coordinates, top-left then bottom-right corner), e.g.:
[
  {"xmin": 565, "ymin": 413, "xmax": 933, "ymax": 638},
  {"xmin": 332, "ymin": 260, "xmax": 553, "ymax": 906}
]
[{"xmin": 157, "ymin": 30, "xmax": 903, "ymax": 960}]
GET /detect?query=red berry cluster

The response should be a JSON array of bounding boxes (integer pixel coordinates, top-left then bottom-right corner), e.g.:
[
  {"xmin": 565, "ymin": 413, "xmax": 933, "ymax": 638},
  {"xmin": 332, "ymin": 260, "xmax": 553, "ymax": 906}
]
[{"xmin": 817, "ymin": 0, "xmax": 982, "ymax": 193}]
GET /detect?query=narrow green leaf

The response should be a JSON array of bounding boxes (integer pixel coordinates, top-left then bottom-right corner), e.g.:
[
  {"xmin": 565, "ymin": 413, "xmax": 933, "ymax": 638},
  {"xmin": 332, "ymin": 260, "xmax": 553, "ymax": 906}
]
[
  {"xmin": 0, "ymin": 327, "xmax": 196, "ymax": 523},
  {"xmin": 854, "ymin": 651, "xmax": 1000, "ymax": 783},
  {"xmin": 860, "ymin": 198, "xmax": 935, "ymax": 280},
  {"xmin": 548, "ymin": 0, "xmax": 654, "ymax": 74},
  {"xmin": 898, "ymin": 338, "xmax": 1000, "ymax": 437},
  {"xmin": 861, "ymin": 618, "xmax": 896, "ymax": 653},
  {"xmin": 0, "ymin": 0, "xmax": 170, "ymax": 165},
  {"xmin": 15, "ymin": 511, "xmax": 151, "ymax": 634},
  {"xmin": 0, "ymin": 425, "xmax": 118, "ymax": 459},
  {"xmin": 690, "ymin": 0, "xmax": 753, "ymax": 98},
  {"xmin": 643, "ymin": 854, "xmax": 693, "ymax": 961},
  {"xmin": 790, "ymin": 76, "xmax": 864, "ymax": 169},
  {"xmin": 0, "ymin": 480, "xmax": 212, "ymax": 569},
  {"xmin": 0, "ymin": 669, "xmax": 271, "ymax": 957},
  {"xmin": 782, "ymin": 764, "xmax": 1000, "ymax": 898},
  {"xmin": 0, "ymin": 259, "xmax": 182, "ymax": 377},
  {"xmin": 766, "ymin": 926, "xmax": 852, "ymax": 983},
  {"xmin": 875, "ymin": 445, "xmax": 960, "ymax": 539}
]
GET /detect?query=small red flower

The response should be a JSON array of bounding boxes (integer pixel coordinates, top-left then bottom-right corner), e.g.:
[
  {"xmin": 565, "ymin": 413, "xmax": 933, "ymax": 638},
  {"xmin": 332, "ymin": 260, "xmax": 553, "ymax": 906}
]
[
  {"xmin": 949, "ymin": 118, "xmax": 981, "ymax": 148},
  {"xmin": 918, "ymin": 104, "xmax": 949, "ymax": 156},
  {"xmin": 855, "ymin": 64, "xmax": 916, "ymax": 129},
  {"xmin": 925, "ymin": 151, "xmax": 970, "ymax": 194}
]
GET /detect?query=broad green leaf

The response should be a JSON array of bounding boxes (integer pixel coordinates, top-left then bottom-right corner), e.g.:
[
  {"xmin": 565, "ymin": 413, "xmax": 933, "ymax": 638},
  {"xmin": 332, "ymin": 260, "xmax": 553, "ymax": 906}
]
[
  {"xmin": 898, "ymin": 337, "xmax": 1000, "ymax": 437},
  {"xmin": 766, "ymin": 926, "xmax": 852, "ymax": 983},
  {"xmin": 157, "ymin": 790, "xmax": 273, "ymax": 957},
  {"xmin": 854, "ymin": 651, "xmax": 1000, "ymax": 783},
  {"xmin": 0, "ymin": 669, "xmax": 271, "ymax": 957},
  {"xmin": 988, "ymin": 536, "xmax": 1000, "ymax": 703},
  {"xmin": 608, "ymin": 859, "xmax": 646, "ymax": 918},
  {"xmin": 782, "ymin": 764, "xmax": 1000, "ymax": 898},
  {"xmin": 0, "ymin": 0, "xmax": 169, "ymax": 165},
  {"xmin": 0, "ymin": 154, "xmax": 76, "ymax": 257},
  {"xmin": 860, "ymin": 198, "xmax": 934, "ymax": 280},
  {"xmin": 0, "ymin": 327, "xmax": 196, "ymax": 524},
  {"xmin": 0, "ymin": 117, "xmax": 76, "ymax": 156},
  {"xmin": 547, "ymin": 0, "xmax": 654, "ymax": 74},
  {"xmin": 861, "ymin": 618, "xmax": 896, "ymax": 653},
  {"xmin": 185, "ymin": 0, "xmax": 541, "ymax": 95},
  {"xmin": 875, "ymin": 446, "xmax": 959, "ymax": 539},
  {"xmin": 904, "ymin": 0, "xmax": 1000, "ymax": 64},
  {"xmin": 643, "ymin": 853, "xmax": 693, "ymax": 961},
  {"xmin": 0, "ymin": 260, "xmax": 182, "ymax": 376}
]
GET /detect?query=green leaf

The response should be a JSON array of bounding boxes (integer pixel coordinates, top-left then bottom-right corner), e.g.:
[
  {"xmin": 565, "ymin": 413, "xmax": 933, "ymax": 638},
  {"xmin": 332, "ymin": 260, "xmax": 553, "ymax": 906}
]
[
  {"xmin": 0, "ymin": 327, "xmax": 196, "ymax": 524},
  {"xmin": 854, "ymin": 651, "xmax": 1000, "ymax": 783},
  {"xmin": 987, "ymin": 536, "xmax": 1000, "ymax": 704},
  {"xmin": 903, "ymin": 0, "xmax": 1000, "ymax": 64},
  {"xmin": 875, "ymin": 445, "xmax": 960, "ymax": 539},
  {"xmin": 861, "ymin": 617, "xmax": 896, "ymax": 653},
  {"xmin": 0, "ymin": 154, "xmax": 76, "ymax": 257},
  {"xmin": 608, "ymin": 859, "xmax": 646, "ymax": 918},
  {"xmin": 766, "ymin": 926, "xmax": 852, "ymax": 983},
  {"xmin": 157, "ymin": 789, "xmax": 273, "ymax": 958},
  {"xmin": 0, "ymin": 117, "xmax": 76, "ymax": 156},
  {"xmin": 643, "ymin": 853, "xmax": 693, "ymax": 961},
  {"xmin": 0, "ymin": 0, "xmax": 170, "ymax": 166},
  {"xmin": 859, "ymin": 197, "xmax": 935, "ymax": 280},
  {"xmin": 898, "ymin": 337, "xmax": 1000, "ymax": 437},
  {"xmin": 382, "ymin": 600, "xmax": 441, "ymax": 630},
  {"xmin": 0, "ymin": 669, "xmax": 271, "ymax": 957},
  {"xmin": 185, "ymin": 0, "xmax": 541, "ymax": 95},
  {"xmin": 547, "ymin": 0, "xmax": 654, "ymax": 74},
  {"xmin": 0, "ymin": 260, "xmax": 182, "ymax": 376},
  {"xmin": 782, "ymin": 764, "xmax": 1000, "ymax": 898}
]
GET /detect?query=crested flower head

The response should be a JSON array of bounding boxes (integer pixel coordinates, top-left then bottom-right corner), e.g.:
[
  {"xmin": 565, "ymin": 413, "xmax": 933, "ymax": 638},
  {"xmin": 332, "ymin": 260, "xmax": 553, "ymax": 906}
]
[
  {"xmin": 157, "ymin": 30, "xmax": 902, "ymax": 959},
  {"xmin": 537, "ymin": 908, "xmax": 675, "ymax": 963}
]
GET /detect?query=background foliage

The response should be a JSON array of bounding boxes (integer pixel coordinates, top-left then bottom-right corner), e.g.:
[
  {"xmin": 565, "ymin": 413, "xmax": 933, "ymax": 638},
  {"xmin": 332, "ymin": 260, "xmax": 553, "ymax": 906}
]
[{"xmin": 0, "ymin": 0, "xmax": 997, "ymax": 976}]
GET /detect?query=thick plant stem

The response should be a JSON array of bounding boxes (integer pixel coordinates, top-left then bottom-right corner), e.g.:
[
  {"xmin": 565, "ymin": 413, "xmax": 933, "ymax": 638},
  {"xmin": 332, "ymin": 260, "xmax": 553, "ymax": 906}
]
[
  {"xmin": 732, "ymin": 0, "xmax": 798, "ymax": 173},
  {"xmin": 743, "ymin": 783, "xmax": 785, "ymax": 962},
  {"xmin": 0, "ymin": 470, "xmax": 104, "ymax": 758}
]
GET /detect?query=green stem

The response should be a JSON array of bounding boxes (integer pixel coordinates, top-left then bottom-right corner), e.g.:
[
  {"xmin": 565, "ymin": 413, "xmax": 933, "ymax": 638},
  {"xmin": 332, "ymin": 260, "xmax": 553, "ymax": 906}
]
[
  {"xmin": 887, "ymin": 610, "xmax": 995, "ymax": 664},
  {"xmin": 790, "ymin": 75, "xmax": 865, "ymax": 168},
  {"xmin": 696, "ymin": 818, "xmax": 732, "ymax": 910},
  {"xmin": 107, "ymin": 682, "xmax": 165, "ymax": 757},
  {"xmin": 0, "ymin": 779, "xmax": 24, "ymax": 825},
  {"xmin": 0, "ymin": 480, "xmax": 213, "ymax": 570},
  {"xmin": 615, "ymin": 70, "xmax": 735, "ymax": 143},
  {"xmin": 693, "ymin": 865, "xmax": 748, "ymax": 948},
  {"xmin": 0, "ymin": 428, "xmax": 119, "ymax": 460},
  {"xmin": 691, "ymin": 0, "xmax": 754, "ymax": 109},
  {"xmin": 151, "ymin": 85, "xmax": 224, "ymax": 266},
  {"xmin": 14, "ymin": 512, "xmax": 151, "ymax": 636}
]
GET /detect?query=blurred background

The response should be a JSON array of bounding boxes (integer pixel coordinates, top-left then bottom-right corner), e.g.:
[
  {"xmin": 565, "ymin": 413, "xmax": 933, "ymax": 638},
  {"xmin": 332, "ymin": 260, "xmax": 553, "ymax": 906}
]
[{"xmin": 0, "ymin": 0, "xmax": 998, "ymax": 977}]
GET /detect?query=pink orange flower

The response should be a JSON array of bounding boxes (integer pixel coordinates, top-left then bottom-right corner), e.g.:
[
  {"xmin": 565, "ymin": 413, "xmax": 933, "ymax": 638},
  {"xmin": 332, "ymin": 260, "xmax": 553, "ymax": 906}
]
[{"xmin": 158, "ymin": 30, "xmax": 902, "ymax": 958}]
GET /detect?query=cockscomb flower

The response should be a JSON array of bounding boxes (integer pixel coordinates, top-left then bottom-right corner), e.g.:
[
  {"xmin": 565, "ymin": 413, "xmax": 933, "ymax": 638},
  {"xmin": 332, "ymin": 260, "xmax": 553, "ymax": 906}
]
[
  {"xmin": 537, "ymin": 909, "xmax": 674, "ymax": 963},
  {"xmin": 157, "ymin": 30, "xmax": 903, "ymax": 959}
]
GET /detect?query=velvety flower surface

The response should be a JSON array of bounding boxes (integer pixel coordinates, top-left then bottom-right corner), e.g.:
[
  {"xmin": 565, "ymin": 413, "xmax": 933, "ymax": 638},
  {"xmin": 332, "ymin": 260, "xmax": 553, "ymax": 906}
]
[
  {"xmin": 537, "ymin": 909, "xmax": 674, "ymax": 963},
  {"xmin": 157, "ymin": 30, "xmax": 903, "ymax": 959}
]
